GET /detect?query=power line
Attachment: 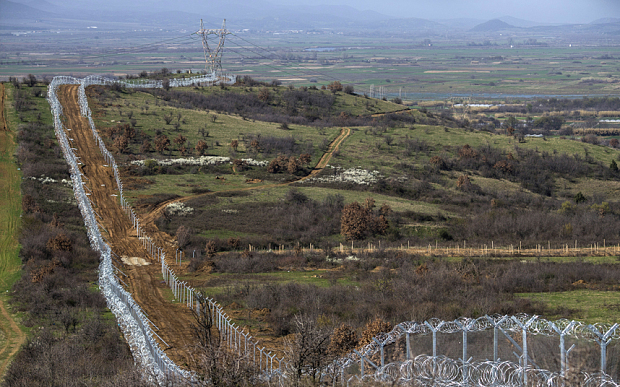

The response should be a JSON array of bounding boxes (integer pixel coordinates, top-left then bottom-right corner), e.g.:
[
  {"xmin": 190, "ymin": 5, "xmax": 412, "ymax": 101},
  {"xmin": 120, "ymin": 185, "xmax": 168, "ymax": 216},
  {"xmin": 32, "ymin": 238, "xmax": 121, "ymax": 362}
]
[
  {"xmin": 228, "ymin": 33, "xmax": 343, "ymax": 83},
  {"xmin": 1, "ymin": 34, "xmax": 197, "ymax": 65},
  {"xmin": 224, "ymin": 43, "xmax": 327, "ymax": 83},
  {"xmin": 232, "ymin": 34, "xmax": 339, "ymax": 81},
  {"xmin": 78, "ymin": 34, "xmax": 198, "ymax": 61}
]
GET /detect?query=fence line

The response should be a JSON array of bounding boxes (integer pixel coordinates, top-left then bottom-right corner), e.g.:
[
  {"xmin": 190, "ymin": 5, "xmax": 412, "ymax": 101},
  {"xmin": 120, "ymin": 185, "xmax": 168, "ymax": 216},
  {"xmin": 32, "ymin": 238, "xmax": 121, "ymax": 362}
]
[
  {"xmin": 327, "ymin": 314, "xmax": 620, "ymax": 386},
  {"xmin": 80, "ymin": 73, "xmax": 236, "ymax": 90},
  {"xmin": 178, "ymin": 240, "xmax": 620, "ymax": 259},
  {"xmin": 342, "ymin": 355, "xmax": 620, "ymax": 387},
  {"xmin": 73, "ymin": 74, "xmax": 284, "ymax": 378},
  {"xmin": 47, "ymin": 76, "xmax": 192, "ymax": 384}
]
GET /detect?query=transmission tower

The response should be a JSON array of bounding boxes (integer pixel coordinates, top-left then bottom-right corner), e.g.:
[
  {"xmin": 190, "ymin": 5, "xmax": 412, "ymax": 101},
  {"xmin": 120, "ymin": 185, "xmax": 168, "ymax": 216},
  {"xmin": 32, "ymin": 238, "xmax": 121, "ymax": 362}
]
[{"xmin": 196, "ymin": 19, "xmax": 230, "ymax": 76}]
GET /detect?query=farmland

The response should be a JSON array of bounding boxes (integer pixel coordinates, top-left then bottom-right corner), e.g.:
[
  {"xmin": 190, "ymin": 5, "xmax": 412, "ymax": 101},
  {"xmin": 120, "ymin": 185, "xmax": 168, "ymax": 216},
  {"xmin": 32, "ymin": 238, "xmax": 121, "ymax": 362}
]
[{"xmin": 3, "ymin": 29, "xmax": 620, "ymax": 98}]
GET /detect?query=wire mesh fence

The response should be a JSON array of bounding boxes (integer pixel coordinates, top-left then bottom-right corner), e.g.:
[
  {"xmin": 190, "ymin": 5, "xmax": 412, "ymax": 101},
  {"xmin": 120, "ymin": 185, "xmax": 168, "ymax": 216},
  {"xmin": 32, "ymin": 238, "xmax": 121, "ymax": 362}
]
[
  {"xmin": 80, "ymin": 73, "xmax": 236, "ymax": 89},
  {"xmin": 47, "ymin": 76, "xmax": 192, "ymax": 384},
  {"xmin": 327, "ymin": 315, "xmax": 620, "ymax": 386}
]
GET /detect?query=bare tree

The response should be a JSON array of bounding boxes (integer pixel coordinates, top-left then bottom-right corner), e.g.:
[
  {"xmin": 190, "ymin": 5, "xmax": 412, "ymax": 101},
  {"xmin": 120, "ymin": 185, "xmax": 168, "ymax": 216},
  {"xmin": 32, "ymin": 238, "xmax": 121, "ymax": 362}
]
[
  {"xmin": 299, "ymin": 153, "xmax": 312, "ymax": 166},
  {"xmin": 192, "ymin": 293, "xmax": 215, "ymax": 348},
  {"xmin": 327, "ymin": 81, "xmax": 343, "ymax": 93},
  {"xmin": 114, "ymin": 134, "xmax": 129, "ymax": 153},
  {"xmin": 258, "ymin": 87, "xmax": 270, "ymax": 102},
  {"xmin": 23, "ymin": 74, "xmax": 37, "ymax": 87},
  {"xmin": 154, "ymin": 135, "xmax": 170, "ymax": 154},
  {"xmin": 195, "ymin": 140, "xmax": 208, "ymax": 156},
  {"xmin": 164, "ymin": 113, "xmax": 173, "ymax": 125},
  {"xmin": 205, "ymin": 240, "xmax": 217, "ymax": 258},
  {"xmin": 191, "ymin": 294, "xmax": 258, "ymax": 386},
  {"xmin": 174, "ymin": 134, "xmax": 187, "ymax": 150},
  {"xmin": 140, "ymin": 140, "xmax": 152, "ymax": 153},
  {"xmin": 176, "ymin": 225, "xmax": 191, "ymax": 248},
  {"xmin": 284, "ymin": 314, "xmax": 331, "ymax": 384}
]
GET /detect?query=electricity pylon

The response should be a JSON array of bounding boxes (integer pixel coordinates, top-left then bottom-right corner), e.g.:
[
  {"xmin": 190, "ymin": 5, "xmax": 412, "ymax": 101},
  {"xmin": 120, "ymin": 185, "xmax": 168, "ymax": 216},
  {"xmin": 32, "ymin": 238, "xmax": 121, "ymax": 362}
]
[{"xmin": 196, "ymin": 19, "xmax": 230, "ymax": 76}]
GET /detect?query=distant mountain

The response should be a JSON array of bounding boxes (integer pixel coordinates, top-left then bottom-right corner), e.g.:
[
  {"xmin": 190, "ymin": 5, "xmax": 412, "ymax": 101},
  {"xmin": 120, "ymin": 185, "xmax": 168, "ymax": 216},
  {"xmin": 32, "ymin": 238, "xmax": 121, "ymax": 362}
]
[
  {"xmin": 434, "ymin": 18, "xmax": 485, "ymax": 30},
  {"xmin": 374, "ymin": 17, "xmax": 447, "ymax": 33},
  {"xmin": 591, "ymin": 17, "xmax": 620, "ymax": 25},
  {"xmin": 497, "ymin": 16, "xmax": 545, "ymax": 28},
  {"xmin": 1, "ymin": 0, "xmax": 614, "ymax": 35},
  {"xmin": 0, "ymin": 0, "xmax": 58, "ymax": 20},
  {"xmin": 470, "ymin": 19, "xmax": 519, "ymax": 32},
  {"xmin": 16, "ymin": 0, "xmax": 62, "ymax": 13},
  {"xmin": 293, "ymin": 5, "xmax": 390, "ymax": 22}
]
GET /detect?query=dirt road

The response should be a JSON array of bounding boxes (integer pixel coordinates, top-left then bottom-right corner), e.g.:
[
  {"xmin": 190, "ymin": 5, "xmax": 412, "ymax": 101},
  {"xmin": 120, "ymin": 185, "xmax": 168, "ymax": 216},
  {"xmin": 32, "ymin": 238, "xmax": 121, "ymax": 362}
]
[
  {"xmin": 139, "ymin": 126, "xmax": 351, "ymax": 228},
  {"xmin": 57, "ymin": 85, "xmax": 197, "ymax": 367},
  {"xmin": 0, "ymin": 83, "xmax": 27, "ymax": 381}
]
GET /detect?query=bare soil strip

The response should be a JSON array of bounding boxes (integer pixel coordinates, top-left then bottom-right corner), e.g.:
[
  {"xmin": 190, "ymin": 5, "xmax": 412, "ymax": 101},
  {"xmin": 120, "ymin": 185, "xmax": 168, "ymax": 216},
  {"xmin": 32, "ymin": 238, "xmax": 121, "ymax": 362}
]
[
  {"xmin": 57, "ymin": 85, "xmax": 198, "ymax": 367},
  {"xmin": 0, "ymin": 83, "xmax": 27, "ymax": 381}
]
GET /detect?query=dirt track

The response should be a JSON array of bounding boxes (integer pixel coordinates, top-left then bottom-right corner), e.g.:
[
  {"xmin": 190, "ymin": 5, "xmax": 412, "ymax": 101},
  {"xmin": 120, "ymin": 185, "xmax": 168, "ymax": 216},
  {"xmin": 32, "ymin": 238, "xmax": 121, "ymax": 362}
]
[
  {"xmin": 139, "ymin": 126, "xmax": 351, "ymax": 228},
  {"xmin": 0, "ymin": 83, "xmax": 27, "ymax": 381},
  {"xmin": 57, "ymin": 85, "xmax": 197, "ymax": 367}
]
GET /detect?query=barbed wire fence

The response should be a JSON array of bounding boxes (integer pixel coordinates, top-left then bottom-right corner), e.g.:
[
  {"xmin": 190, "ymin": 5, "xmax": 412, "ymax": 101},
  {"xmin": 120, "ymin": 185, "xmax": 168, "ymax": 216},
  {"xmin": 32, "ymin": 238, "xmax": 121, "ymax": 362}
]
[
  {"xmin": 59, "ymin": 74, "xmax": 285, "ymax": 381},
  {"xmin": 325, "ymin": 314, "xmax": 620, "ymax": 386},
  {"xmin": 50, "ymin": 74, "xmax": 620, "ymax": 386},
  {"xmin": 47, "ymin": 76, "xmax": 193, "ymax": 384}
]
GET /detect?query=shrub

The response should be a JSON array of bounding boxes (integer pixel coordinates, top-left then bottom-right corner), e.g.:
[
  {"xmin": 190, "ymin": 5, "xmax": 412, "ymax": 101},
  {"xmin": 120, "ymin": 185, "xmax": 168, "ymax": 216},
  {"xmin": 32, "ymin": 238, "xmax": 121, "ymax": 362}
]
[{"xmin": 328, "ymin": 324, "xmax": 358, "ymax": 356}]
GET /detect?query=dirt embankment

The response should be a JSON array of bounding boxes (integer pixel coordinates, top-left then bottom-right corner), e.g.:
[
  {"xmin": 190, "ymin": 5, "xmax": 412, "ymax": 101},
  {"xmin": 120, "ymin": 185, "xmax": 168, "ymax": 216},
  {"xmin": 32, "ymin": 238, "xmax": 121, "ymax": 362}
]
[{"xmin": 57, "ymin": 85, "xmax": 198, "ymax": 367}]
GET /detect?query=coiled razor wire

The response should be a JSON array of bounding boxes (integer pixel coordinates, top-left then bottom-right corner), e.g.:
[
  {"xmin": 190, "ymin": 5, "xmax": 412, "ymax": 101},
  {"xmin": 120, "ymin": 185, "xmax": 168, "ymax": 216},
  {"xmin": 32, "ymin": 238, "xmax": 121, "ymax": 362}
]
[
  {"xmin": 341, "ymin": 355, "xmax": 620, "ymax": 386},
  {"xmin": 326, "ymin": 314, "xmax": 620, "ymax": 386},
  {"xmin": 47, "ymin": 76, "xmax": 194, "ymax": 384},
  {"xmin": 76, "ymin": 75, "xmax": 284, "ymax": 379},
  {"xmin": 80, "ymin": 72, "xmax": 236, "ymax": 90}
]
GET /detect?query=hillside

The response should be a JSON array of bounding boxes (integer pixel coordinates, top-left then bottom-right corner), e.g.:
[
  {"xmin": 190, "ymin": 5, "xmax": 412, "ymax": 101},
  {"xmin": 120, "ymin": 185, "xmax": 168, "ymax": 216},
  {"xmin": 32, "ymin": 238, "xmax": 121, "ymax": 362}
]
[
  {"xmin": 86, "ymin": 81, "xmax": 620, "ymax": 247},
  {"xmin": 4, "ymin": 73, "xmax": 620, "ymax": 384},
  {"xmin": 83, "ymin": 81, "xmax": 620, "ymax": 362}
]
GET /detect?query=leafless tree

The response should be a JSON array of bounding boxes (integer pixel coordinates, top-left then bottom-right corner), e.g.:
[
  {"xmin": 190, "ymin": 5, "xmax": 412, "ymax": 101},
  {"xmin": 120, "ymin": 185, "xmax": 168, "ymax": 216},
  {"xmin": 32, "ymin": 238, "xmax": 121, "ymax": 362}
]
[
  {"xmin": 176, "ymin": 225, "xmax": 191, "ymax": 248},
  {"xmin": 190, "ymin": 294, "xmax": 258, "ymax": 386},
  {"xmin": 284, "ymin": 314, "xmax": 331, "ymax": 384},
  {"xmin": 195, "ymin": 140, "xmax": 208, "ymax": 156}
]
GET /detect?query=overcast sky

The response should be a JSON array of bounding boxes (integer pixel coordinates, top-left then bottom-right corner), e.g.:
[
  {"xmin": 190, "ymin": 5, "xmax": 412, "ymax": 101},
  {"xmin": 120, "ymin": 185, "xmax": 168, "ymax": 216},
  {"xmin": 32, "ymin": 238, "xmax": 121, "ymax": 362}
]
[{"xmin": 269, "ymin": 0, "xmax": 620, "ymax": 23}]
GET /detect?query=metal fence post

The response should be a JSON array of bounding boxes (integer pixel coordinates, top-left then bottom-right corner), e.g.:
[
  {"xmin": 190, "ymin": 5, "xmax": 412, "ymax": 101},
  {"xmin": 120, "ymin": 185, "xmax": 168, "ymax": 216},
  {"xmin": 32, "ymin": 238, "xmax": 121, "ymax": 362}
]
[
  {"xmin": 372, "ymin": 337, "xmax": 384, "ymax": 367},
  {"xmin": 588, "ymin": 323, "xmax": 619, "ymax": 375},
  {"xmin": 406, "ymin": 331, "xmax": 411, "ymax": 361}
]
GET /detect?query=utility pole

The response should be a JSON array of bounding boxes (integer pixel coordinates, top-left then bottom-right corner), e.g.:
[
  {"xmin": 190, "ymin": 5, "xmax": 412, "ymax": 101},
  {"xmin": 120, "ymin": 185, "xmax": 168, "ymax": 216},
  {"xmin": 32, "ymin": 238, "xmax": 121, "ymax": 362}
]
[{"xmin": 196, "ymin": 19, "xmax": 230, "ymax": 76}]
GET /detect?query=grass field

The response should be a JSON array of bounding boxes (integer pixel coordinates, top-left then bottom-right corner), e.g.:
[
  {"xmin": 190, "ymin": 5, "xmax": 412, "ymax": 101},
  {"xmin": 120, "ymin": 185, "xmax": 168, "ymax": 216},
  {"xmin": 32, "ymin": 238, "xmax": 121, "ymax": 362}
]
[
  {"xmin": 336, "ymin": 123, "xmax": 620, "ymax": 173},
  {"xmin": 91, "ymin": 87, "xmax": 345, "ymax": 162},
  {"xmin": 517, "ymin": 289, "xmax": 620, "ymax": 324},
  {"xmin": 0, "ymin": 84, "xmax": 21, "ymax": 295},
  {"xmin": 0, "ymin": 83, "xmax": 27, "ymax": 381}
]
